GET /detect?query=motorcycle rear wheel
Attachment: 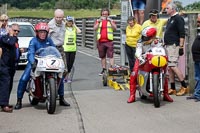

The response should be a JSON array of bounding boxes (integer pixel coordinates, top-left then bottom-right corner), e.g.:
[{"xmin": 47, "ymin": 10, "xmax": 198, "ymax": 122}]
[
  {"xmin": 46, "ymin": 77, "xmax": 56, "ymax": 114},
  {"xmin": 153, "ymin": 74, "xmax": 160, "ymax": 108},
  {"xmin": 27, "ymin": 79, "xmax": 39, "ymax": 105},
  {"xmin": 29, "ymin": 95, "xmax": 39, "ymax": 105}
]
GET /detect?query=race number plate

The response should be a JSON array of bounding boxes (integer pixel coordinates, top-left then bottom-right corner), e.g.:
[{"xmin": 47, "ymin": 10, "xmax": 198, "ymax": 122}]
[{"xmin": 46, "ymin": 58, "xmax": 60, "ymax": 69}]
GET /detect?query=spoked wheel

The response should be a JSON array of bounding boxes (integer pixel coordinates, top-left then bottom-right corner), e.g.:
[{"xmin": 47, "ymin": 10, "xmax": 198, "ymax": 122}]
[
  {"xmin": 138, "ymin": 90, "xmax": 147, "ymax": 99},
  {"xmin": 27, "ymin": 79, "xmax": 39, "ymax": 105},
  {"xmin": 46, "ymin": 78, "xmax": 56, "ymax": 114},
  {"xmin": 29, "ymin": 94, "xmax": 39, "ymax": 105},
  {"xmin": 102, "ymin": 70, "xmax": 108, "ymax": 86},
  {"xmin": 153, "ymin": 74, "xmax": 160, "ymax": 108}
]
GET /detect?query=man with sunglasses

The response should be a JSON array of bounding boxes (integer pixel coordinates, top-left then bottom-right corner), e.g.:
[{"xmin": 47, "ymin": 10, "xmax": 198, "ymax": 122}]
[{"xmin": 0, "ymin": 23, "xmax": 20, "ymax": 112}]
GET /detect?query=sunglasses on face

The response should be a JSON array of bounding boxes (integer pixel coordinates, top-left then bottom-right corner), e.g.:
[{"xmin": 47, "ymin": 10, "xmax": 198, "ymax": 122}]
[
  {"xmin": 197, "ymin": 21, "xmax": 200, "ymax": 23},
  {"xmin": 13, "ymin": 29, "xmax": 20, "ymax": 33},
  {"xmin": 0, "ymin": 19, "xmax": 8, "ymax": 22}
]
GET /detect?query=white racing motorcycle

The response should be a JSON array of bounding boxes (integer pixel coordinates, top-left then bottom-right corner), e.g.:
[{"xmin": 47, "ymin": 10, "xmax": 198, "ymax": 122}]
[{"xmin": 26, "ymin": 46, "xmax": 65, "ymax": 114}]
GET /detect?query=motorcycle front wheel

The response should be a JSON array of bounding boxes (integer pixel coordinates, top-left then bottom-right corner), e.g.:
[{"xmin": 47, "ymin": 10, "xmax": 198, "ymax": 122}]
[
  {"xmin": 153, "ymin": 74, "xmax": 160, "ymax": 108},
  {"xmin": 102, "ymin": 70, "xmax": 108, "ymax": 86},
  {"xmin": 46, "ymin": 77, "xmax": 56, "ymax": 114}
]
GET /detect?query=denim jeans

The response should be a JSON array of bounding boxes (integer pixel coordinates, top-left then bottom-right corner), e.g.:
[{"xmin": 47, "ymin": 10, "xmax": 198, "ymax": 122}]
[{"xmin": 194, "ymin": 61, "xmax": 200, "ymax": 99}]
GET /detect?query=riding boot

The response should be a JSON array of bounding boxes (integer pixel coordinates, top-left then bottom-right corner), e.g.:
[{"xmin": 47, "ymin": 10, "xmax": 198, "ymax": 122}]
[
  {"xmin": 59, "ymin": 96, "xmax": 70, "ymax": 106},
  {"xmin": 127, "ymin": 82, "xmax": 136, "ymax": 103},
  {"xmin": 14, "ymin": 98, "xmax": 22, "ymax": 110},
  {"xmin": 127, "ymin": 60, "xmax": 139, "ymax": 103},
  {"xmin": 163, "ymin": 78, "xmax": 173, "ymax": 102}
]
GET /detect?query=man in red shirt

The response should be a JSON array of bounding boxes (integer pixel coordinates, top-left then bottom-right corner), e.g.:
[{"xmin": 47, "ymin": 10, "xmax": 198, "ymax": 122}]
[{"xmin": 93, "ymin": 8, "xmax": 117, "ymax": 75}]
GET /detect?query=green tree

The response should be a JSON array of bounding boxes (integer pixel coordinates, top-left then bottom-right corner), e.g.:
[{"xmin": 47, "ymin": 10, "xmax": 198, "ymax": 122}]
[
  {"xmin": 39, "ymin": 2, "xmax": 54, "ymax": 9},
  {"xmin": 174, "ymin": 1, "xmax": 184, "ymax": 11},
  {"xmin": 0, "ymin": 0, "xmax": 119, "ymax": 9},
  {"xmin": 184, "ymin": 1, "xmax": 200, "ymax": 11}
]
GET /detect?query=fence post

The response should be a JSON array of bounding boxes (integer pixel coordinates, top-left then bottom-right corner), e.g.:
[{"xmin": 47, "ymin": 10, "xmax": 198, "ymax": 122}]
[
  {"xmin": 187, "ymin": 13, "xmax": 197, "ymax": 94},
  {"xmin": 120, "ymin": 0, "xmax": 130, "ymax": 66},
  {"xmin": 0, "ymin": 4, "xmax": 7, "ymax": 15},
  {"xmin": 81, "ymin": 19, "xmax": 86, "ymax": 47},
  {"xmin": 93, "ymin": 19, "xmax": 97, "ymax": 50}
]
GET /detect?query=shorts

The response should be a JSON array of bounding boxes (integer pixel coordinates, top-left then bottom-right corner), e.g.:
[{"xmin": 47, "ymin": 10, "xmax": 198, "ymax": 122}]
[
  {"xmin": 97, "ymin": 41, "xmax": 114, "ymax": 58},
  {"xmin": 132, "ymin": 0, "xmax": 146, "ymax": 10},
  {"xmin": 165, "ymin": 44, "xmax": 179, "ymax": 67}
]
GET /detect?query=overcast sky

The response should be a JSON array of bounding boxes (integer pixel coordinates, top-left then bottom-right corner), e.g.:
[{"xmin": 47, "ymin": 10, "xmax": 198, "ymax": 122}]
[{"xmin": 176, "ymin": 0, "xmax": 199, "ymax": 7}]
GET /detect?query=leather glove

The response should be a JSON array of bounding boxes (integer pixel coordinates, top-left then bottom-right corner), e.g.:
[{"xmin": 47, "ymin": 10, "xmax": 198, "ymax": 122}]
[
  {"xmin": 138, "ymin": 56, "xmax": 145, "ymax": 65},
  {"xmin": 179, "ymin": 47, "xmax": 184, "ymax": 56},
  {"xmin": 31, "ymin": 62, "xmax": 37, "ymax": 72}
]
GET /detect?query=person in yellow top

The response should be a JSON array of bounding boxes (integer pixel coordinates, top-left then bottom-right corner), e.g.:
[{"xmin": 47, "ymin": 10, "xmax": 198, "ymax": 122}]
[
  {"xmin": 63, "ymin": 16, "xmax": 81, "ymax": 83},
  {"xmin": 125, "ymin": 16, "xmax": 142, "ymax": 71},
  {"xmin": 142, "ymin": 9, "xmax": 167, "ymax": 38}
]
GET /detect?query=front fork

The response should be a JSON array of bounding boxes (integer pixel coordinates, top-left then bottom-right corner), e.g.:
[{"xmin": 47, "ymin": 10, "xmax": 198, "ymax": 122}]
[
  {"xmin": 149, "ymin": 70, "xmax": 164, "ymax": 93},
  {"xmin": 43, "ymin": 73, "xmax": 57, "ymax": 98}
]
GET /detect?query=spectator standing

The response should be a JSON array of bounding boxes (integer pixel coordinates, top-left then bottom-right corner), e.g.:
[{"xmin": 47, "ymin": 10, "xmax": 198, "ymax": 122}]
[
  {"xmin": 0, "ymin": 14, "xmax": 9, "ymax": 37},
  {"xmin": 63, "ymin": 16, "xmax": 81, "ymax": 83},
  {"xmin": 48, "ymin": 9, "xmax": 70, "ymax": 106},
  {"xmin": 8, "ymin": 24, "xmax": 21, "ymax": 96},
  {"xmin": 187, "ymin": 14, "xmax": 200, "ymax": 101},
  {"xmin": 0, "ymin": 23, "xmax": 20, "ymax": 113},
  {"xmin": 93, "ymin": 8, "xmax": 117, "ymax": 76},
  {"xmin": 164, "ymin": 3, "xmax": 188, "ymax": 96},
  {"xmin": 0, "ymin": 14, "xmax": 9, "ymax": 58},
  {"xmin": 142, "ymin": 9, "xmax": 167, "ymax": 38},
  {"xmin": 125, "ymin": 16, "xmax": 142, "ymax": 71},
  {"xmin": 131, "ymin": 0, "xmax": 146, "ymax": 25}
]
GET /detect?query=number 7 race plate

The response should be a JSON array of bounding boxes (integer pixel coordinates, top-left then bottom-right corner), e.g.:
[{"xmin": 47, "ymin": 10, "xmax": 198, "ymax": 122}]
[{"xmin": 46, "ymin": 58, "xmax": 60, "ymax": 69}]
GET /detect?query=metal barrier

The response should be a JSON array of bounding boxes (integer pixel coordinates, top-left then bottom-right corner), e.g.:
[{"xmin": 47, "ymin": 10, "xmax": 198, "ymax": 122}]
[{"xmin": 10, "ymin": 16, "xmax": 122, "ymax": 53}]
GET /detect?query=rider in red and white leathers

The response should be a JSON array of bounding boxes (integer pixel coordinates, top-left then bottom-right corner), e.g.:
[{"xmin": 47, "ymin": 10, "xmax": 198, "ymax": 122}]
[{"xmin": 127, "ymin": 26, "xmax": 173, "ymax": 103}]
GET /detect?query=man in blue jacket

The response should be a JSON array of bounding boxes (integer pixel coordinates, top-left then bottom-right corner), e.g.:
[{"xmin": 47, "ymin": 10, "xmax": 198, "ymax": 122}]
[
  {"xmin": 14, "ymin": 22, "xmax": 70, "ymax": 110},
  {"xmin": 0, "ymin": 23, "xmax": 20, "ymax": 112}
]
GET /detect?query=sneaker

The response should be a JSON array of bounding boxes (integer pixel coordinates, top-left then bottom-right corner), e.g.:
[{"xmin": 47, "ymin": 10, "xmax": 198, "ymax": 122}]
[
  {"xmin": 67, "ymin": 79, "xmax": 72, "ymax": 83},
  {"xmin": 99, "ymin": 69, "xmax": 106, "ymax": 76},
  {"xmin": 63, "ymin": 79, "xmax": 68, "ymax": 83},
  {"xmin": 63, "ymin": 79, "xmax": 72, "ymax": 83}
]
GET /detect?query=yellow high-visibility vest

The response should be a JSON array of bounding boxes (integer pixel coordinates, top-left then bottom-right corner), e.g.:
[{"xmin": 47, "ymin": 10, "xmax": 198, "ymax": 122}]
[
  {"xmin": 97, "ymin": 21, "xmax": 113, "ymax": 41},
  {"xmin": 63, "ymin": 27, "xmax": 77, "ymax": 52}
]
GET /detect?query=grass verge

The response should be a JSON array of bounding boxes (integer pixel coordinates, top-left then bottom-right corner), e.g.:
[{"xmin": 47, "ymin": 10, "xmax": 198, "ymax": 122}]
[{"xmin": 8, "ymin": 9, "xmax": 120, "ymax": 18}]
